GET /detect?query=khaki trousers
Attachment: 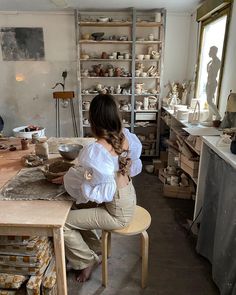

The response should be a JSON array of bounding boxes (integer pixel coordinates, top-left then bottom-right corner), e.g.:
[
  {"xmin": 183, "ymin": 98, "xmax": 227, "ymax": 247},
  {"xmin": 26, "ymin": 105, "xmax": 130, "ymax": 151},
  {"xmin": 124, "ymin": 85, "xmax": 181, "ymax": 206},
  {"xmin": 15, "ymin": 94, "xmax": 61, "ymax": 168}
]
[{"xmin": 64, "ymin": 180, "xmax": 136, "ymax": 270}]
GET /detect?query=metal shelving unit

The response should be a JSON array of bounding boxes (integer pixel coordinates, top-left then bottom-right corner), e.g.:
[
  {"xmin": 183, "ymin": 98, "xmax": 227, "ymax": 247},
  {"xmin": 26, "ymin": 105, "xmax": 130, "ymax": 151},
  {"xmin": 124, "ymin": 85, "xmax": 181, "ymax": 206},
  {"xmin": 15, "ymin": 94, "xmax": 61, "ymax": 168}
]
[{"xmin": 75, "ymin": 8, "xmax": 166, "ymax": 156}]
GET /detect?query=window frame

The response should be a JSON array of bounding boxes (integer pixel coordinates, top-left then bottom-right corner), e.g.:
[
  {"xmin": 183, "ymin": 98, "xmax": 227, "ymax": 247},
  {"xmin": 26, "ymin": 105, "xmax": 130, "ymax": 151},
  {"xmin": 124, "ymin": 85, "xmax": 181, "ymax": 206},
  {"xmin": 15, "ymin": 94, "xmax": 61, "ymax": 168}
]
[{"xmin": 195, "ymin": 5, "xmax": 232, "ymax": 107}]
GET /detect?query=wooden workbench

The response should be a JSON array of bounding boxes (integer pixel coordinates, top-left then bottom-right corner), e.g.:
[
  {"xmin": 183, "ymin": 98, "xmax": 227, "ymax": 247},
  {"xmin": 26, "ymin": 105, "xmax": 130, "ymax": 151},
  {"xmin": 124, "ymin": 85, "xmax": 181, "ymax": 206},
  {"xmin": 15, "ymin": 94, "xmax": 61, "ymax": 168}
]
[{"xmin": 0, "ymin": 138, "xmax": 73, "ymax": 295}]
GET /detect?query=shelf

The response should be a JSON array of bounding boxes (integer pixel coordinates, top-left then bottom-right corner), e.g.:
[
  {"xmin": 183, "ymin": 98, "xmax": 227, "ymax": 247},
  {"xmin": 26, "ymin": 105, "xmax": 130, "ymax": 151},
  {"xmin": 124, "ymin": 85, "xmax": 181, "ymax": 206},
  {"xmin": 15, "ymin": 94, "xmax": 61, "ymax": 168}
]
[
  {"xmin": 141, "ymin": 154, "xmax": 158, "ymax": 157},
  {"xmin": 134, "ymin": 124, "xmax": 157, "ymax": 128},
  {"xmin": 80, "ymin": 40, "xmax": 132, "ymax": 44},
  {"xmin": 135, "ymin": 76, "xmax": 160, "ymax": 79},
  {"xmin": 81, "ymin": 59, "xmax": 132, "ymax": 62},
  {"xmin": 79, "ymin": 21, "xmax": 132, "ymax": 27},
  {"xmin": 81, "ymin": 77, "xmax": 132, "ymax": 79},
  {"xmin": 136, "ymin": 21, "xmax": 162, "ymax": 27},
  {"xmin": 135, "ymin": 110, "xmax": 158, "ymax": 113},
  {"xmin": 184, "ymin": 139, "xmax": 201, "ymax": 156},
  {"xmin": 135, "ymin": 41, "xmax": 162, "ymax": 44},
  {"xmin": 82, "ymin": 93, "xmax": 132, "ymax": 96},
  {"xmin": 135, "ymin": 93, "xmax": 159, "ymax": 96},
  {"xmin": 135, "ymin": 59, "xmax": 159, "ymax": 62},
  {"xmin": 77, "ymin": 8, "xmax": 166, "ymax": 157}
]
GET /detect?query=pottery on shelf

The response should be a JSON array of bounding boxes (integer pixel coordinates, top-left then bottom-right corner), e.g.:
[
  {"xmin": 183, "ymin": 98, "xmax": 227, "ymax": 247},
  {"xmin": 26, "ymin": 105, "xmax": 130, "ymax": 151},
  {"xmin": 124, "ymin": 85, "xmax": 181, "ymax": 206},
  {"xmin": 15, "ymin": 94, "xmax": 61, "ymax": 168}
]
[
  {"xmin": 97, "ymin": 16, "xmax": 109, "ymax": 22},
  {"xmin": 91, "ymin": 32, "xmax": 105, "ymax": 41}
]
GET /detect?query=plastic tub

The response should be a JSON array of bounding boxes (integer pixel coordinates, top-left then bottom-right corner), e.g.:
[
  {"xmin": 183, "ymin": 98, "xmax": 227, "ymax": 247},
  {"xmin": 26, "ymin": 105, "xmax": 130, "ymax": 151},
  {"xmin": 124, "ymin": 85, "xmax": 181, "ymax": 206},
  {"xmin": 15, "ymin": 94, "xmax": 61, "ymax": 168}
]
[{"xmin": 13, "ymin": 126, "xmax": 46, "ymax": 139}]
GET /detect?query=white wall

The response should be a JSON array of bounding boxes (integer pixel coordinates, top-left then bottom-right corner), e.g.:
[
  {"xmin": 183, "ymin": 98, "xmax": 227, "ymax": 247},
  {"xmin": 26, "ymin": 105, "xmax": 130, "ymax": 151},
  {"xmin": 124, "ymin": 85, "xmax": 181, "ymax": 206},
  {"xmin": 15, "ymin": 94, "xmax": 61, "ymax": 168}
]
[
  {"xmin": 163, "ymin": 12, "xmax": 194, "ymax": 97},
  {"xmin": 0, "ymin": 11, "xmax": 193, "ymax": 136},
  {"xmin": 219, "ymin": 1, "xmax": 236, "ymax": 116},
  {"xmin": 0, "ymin": 12, "xmax": 77, "ymax": 137}
]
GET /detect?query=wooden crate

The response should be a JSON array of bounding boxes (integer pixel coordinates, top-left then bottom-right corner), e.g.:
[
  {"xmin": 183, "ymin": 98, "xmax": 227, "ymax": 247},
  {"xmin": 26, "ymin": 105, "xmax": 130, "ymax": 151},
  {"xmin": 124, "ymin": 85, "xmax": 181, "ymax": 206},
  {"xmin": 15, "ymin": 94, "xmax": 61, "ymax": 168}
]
[
  {"xmin": 180, "ymin": 154, "xmax": 199, "ymax": 178},
  {"xmin": 158, "ymin": 168, "xmax": 167, "ymax": 183},
  {"xmin": 163, "ymin": 184, "xmax": 193, "ymax": 199}
]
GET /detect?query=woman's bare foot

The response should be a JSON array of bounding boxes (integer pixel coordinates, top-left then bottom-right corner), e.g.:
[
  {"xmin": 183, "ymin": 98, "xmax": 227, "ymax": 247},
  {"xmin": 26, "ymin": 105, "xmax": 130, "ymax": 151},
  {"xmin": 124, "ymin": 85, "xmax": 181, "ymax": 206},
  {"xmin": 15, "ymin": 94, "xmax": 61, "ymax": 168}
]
[
  {"xmin": 76, "ymin": 265, "xmax": 94, "ymax": 282},
  {"xmin": 76, "ymin": 258, "xmax": 102, "ymax": 283}
]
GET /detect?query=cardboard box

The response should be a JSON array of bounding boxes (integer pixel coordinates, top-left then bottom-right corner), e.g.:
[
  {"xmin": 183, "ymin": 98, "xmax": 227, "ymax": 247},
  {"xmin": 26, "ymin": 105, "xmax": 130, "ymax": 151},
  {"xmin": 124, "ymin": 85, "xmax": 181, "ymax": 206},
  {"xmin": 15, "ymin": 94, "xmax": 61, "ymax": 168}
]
[{"xmin": 163, "ymin": 184, "xmax": 193, "ymax": 199}]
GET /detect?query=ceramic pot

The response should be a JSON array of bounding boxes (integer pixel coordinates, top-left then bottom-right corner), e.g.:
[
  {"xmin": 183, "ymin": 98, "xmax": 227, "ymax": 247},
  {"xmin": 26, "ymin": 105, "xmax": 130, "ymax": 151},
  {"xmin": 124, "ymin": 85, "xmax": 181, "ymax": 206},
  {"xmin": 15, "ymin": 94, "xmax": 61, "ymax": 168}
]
[{"xmin": 83, "ymin": 101, "xmax": 90, "ymax": 110}]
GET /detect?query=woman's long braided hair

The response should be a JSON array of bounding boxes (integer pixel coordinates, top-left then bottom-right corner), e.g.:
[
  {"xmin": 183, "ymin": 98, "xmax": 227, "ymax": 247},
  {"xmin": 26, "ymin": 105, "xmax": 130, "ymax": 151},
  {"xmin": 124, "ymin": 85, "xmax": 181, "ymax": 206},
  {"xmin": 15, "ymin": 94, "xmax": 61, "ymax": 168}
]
[{"xmin": 89, "ymin": 94, "xmax": 131, "ymax": 176}]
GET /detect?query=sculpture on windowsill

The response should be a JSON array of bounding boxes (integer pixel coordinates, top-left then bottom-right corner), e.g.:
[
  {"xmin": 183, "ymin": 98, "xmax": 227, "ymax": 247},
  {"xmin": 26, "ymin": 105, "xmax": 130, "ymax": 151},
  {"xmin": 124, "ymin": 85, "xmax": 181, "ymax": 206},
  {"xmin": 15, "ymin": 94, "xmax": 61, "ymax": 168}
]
[{"xmin": 204, "ymin": 46, "xmax": 222, "ymax": 123}]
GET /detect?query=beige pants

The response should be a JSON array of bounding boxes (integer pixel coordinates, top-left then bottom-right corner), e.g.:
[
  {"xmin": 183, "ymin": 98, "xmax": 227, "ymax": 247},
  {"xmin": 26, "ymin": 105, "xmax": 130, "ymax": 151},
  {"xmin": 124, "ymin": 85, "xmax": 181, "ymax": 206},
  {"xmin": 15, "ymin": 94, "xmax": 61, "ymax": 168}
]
[{"xmin": 64, "ymin": 180, "xmax": 136, "ymax": 270}]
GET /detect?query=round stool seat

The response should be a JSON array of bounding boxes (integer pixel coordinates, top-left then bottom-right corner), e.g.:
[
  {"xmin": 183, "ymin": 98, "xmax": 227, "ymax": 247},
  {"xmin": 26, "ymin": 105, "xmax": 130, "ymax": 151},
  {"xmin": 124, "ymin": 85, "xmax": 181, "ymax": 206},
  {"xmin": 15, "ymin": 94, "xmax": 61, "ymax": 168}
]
[{"xmin": 112, "ymin": 205, "xmax": 151, "ymax": 236}]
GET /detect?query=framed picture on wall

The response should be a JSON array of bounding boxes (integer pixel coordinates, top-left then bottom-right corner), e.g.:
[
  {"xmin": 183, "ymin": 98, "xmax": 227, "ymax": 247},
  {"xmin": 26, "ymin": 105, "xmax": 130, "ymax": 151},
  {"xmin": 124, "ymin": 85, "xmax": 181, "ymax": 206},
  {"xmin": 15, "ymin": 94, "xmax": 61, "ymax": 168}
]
[{"xmin": 0, "ymin": 27, "xmax": 45, "ymax": 61}]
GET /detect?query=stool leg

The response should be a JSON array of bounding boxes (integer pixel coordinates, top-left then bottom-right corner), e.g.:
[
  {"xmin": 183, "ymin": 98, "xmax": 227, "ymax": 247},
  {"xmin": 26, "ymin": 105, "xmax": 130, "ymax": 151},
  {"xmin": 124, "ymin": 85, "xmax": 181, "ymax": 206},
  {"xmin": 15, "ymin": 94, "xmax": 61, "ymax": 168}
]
[
  {"xmin": 102, "ymin": 231, "xmax": 109, "ymax": 287},
  {"xmin": 107, "ymin": 232, "xmax": 111, "ymax": 258},
  {"xmin": 141, "ymin": 231, "xmax": 149, "ymax": 288}
]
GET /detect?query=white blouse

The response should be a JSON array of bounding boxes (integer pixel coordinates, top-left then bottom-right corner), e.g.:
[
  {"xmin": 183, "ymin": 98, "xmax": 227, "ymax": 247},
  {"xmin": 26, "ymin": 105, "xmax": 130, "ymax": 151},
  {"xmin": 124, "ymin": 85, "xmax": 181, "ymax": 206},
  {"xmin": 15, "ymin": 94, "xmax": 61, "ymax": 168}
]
[{"xmin": 64, "ymin": 128, "xmax": 142, "ymax": 204}]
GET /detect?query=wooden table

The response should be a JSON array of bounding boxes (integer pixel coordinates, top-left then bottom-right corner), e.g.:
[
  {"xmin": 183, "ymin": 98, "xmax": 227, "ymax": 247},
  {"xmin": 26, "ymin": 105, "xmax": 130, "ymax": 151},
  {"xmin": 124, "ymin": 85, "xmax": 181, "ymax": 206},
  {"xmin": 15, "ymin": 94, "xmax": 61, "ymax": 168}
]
[{"xmin": 0, "ymin": 139, "xmax": 73, "ymax": 295}]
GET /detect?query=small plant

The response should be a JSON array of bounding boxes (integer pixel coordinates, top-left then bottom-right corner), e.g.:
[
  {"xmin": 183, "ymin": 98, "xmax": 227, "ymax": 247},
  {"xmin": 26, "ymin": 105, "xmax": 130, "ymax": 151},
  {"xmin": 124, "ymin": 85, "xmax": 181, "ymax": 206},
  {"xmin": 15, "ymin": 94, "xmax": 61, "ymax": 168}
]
[{"xmin": 52, "ymin": 70, "xmax": 68, "ymax": 91}]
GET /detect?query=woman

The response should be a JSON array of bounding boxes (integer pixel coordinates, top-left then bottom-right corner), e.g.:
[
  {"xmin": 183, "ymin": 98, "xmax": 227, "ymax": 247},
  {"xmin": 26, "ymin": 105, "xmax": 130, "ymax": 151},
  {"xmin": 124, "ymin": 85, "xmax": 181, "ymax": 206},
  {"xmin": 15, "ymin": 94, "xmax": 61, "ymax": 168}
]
[{"xmin": 53, "ymin": 94, "xmax": 142, "ymax": 282}]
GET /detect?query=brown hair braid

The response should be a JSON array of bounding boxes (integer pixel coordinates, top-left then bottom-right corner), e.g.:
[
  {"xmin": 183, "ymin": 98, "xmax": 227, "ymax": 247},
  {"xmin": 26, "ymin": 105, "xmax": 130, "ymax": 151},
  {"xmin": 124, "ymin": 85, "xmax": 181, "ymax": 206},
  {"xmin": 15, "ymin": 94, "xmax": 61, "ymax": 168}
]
[{"xmin": 89, "ymin": 94, "xmax": 131, "ymax": 175}]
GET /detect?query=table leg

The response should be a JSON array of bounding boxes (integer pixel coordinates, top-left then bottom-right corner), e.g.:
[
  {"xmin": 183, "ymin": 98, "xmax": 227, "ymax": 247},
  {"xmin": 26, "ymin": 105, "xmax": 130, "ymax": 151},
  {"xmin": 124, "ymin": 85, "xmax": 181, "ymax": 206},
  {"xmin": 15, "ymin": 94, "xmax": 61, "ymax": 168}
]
[{"xmin": 53, "ymin": 227, "xmax": 67, "ymax": 295}]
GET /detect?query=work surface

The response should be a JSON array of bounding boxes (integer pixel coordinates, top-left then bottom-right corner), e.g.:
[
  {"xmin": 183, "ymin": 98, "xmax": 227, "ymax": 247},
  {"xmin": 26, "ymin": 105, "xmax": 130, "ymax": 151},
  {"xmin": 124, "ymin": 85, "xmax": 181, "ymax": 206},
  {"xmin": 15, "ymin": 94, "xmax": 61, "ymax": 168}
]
[
  {"xmin": 0, "ymin": 137, "xmax": 86, "ymax": 295},
  {"xmin": 0, "ymin": 200, "xmax": 71, "ymax": 227}
]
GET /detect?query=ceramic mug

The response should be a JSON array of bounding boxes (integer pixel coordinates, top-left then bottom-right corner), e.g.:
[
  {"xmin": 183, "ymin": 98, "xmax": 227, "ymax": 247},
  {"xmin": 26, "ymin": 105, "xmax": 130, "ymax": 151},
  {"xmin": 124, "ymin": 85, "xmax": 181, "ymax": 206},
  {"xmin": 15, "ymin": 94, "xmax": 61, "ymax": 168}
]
[{"xmin": 137, "ymin": 54, "xmax": 144, "ymax": 60}]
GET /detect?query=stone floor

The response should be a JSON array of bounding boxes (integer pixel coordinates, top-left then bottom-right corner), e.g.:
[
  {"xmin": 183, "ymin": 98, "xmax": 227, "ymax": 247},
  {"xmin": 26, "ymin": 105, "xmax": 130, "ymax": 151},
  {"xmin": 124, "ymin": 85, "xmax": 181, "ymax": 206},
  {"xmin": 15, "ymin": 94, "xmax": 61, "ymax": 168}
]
[{"xmin": 67, "ymin": 171, "xmax": 220, "ymax": 295}]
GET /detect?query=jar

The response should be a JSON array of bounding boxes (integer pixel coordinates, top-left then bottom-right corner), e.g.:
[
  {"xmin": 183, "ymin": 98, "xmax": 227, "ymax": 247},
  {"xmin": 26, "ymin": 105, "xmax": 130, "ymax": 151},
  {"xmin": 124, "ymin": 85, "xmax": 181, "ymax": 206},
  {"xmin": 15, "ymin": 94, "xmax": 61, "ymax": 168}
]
[
  {"xmin": 35, "ymin": 140, "xmax": 49, "ymax": 160},
  {"xmin": 31, "ymin": 133, "xmax": 40, "ymax": 144},
  {"xmin": 21, "ymin": 138, "xmax": 29, "ymax": 150},
  {"xmin": 148, "ymin": 34, "xmax": 154, "ymax": 41}
]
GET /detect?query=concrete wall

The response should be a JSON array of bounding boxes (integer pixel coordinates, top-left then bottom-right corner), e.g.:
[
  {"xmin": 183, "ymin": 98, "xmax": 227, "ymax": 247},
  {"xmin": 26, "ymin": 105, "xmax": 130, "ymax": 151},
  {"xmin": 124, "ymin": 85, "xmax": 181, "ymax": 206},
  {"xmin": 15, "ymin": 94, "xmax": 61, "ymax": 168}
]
[{"xmin": 0, "ymin": 11, "xmax": 194, "ymax": 136}]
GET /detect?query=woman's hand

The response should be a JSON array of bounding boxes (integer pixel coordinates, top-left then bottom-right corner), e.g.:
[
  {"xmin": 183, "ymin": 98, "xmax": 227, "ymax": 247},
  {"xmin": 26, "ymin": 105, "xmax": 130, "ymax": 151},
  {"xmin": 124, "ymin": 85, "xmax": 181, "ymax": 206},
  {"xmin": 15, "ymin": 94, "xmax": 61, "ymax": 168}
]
[{"xmin": 51, "ymin": 176, "xmax": 64, "ymax": 184}]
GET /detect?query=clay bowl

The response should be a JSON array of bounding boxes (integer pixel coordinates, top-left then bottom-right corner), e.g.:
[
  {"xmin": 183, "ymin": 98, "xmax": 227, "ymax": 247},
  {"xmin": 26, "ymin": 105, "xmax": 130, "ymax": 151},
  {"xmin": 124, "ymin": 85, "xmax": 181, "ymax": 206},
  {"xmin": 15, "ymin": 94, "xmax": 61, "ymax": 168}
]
[
  {"xmin": 97, "ymin": 17, "xmax": 109, "ymax": 22},
  {"xmin": 145, "ymin": 164, "xmax": 154, "ymax": 174},
  {"xmin": 58, "ymin": 144, "xmax": 83, "ymax": 161},
  {"xmin": 41, "ymin": 161, "xmax": 74, "ymax": 181},
  {"xmin": 91, "ymin": 32, "xmax": 104, "ymax": 41}
]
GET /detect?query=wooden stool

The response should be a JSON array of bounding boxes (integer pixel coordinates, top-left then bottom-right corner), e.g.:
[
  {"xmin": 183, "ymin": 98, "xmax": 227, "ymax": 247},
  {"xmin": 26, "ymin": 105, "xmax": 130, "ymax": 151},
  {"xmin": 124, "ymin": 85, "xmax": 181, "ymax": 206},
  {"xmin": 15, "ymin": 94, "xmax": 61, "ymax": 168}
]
[{"xmin": 102, "ymin": 205, "xmax": 151, "ymax": 288}]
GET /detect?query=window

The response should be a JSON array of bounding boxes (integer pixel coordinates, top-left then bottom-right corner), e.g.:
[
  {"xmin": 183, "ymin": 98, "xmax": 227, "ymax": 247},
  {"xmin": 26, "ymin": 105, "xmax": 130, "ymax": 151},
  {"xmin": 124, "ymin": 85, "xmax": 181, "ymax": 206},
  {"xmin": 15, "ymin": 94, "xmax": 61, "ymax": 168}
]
[{"xmin": 196, "ymin": 6, "xmax": 231, "ymax": 107}]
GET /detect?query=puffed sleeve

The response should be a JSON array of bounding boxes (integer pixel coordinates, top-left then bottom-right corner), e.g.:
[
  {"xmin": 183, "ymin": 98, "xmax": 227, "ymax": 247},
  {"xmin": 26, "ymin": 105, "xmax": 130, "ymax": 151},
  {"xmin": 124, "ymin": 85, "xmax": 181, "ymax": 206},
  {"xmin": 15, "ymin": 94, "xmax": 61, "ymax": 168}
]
[
  {"xmin": 64, "ymin": 143, "xmax": 117, "ymax": 204},
  {"xmin": 123, "ymin": 128, "xmax": 142, "ymax": 177}
]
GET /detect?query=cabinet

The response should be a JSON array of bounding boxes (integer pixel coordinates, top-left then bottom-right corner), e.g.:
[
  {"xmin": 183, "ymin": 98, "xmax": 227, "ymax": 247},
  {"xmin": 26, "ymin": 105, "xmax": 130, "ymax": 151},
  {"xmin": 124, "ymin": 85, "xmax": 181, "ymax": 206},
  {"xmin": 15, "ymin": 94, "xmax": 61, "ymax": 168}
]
[
  {"xmin": 160, "ymin": 107, "xmax": 201, "ymax": 197},
  {"xmin": 75, "ymin": 8, "xmax": 166, "ymax": 156}
]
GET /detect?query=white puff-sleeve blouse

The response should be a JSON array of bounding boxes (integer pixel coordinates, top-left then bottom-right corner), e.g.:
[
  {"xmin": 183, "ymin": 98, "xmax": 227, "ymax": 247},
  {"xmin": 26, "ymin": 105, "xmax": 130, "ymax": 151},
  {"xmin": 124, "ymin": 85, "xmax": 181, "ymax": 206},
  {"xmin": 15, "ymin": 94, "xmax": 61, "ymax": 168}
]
[{"xmin": 63, "ymin": 128, "xmax": 142, "ymax": 204}]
